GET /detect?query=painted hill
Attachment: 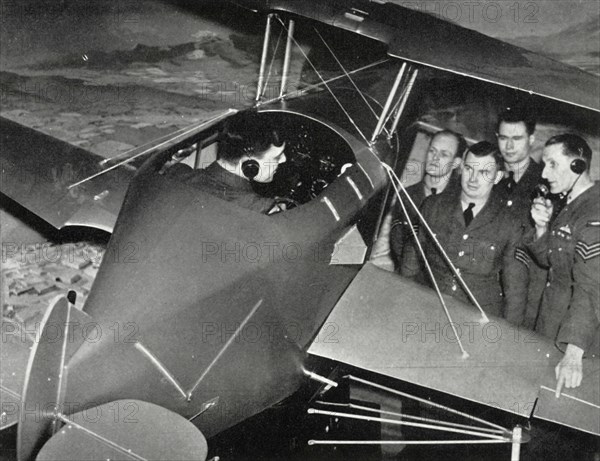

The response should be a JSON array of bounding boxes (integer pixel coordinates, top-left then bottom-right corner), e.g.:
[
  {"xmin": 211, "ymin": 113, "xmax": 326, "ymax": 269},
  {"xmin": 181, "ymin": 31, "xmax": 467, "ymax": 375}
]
[{"xmin": 506, "ymin": 15, "xmax": 600, "ymax": 75}]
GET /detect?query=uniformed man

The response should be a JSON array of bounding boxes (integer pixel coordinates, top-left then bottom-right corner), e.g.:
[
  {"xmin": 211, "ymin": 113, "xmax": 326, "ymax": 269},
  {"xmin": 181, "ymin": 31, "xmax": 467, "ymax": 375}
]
[
  {"xmin": 526, "ymin": 134, "xmax": 599, "ymax": 396},
  {"xmin": 495, "ymin": 107, "xmax": 548, "ymax": 328},
  {"xmin": 166, "ymin": 112, "xmax": 287, "ymax": 213},
  {"xmin": 401, "ymin": 141, "xmax": 528, "ymax": 323},
  {"xmin": 390, "ymin": 129, "xmax": 466, "ymax": 269}
]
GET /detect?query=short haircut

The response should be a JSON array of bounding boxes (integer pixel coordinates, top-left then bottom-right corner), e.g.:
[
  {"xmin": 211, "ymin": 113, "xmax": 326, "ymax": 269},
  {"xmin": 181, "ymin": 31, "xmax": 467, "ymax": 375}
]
[
  {"xmin": 218, "ymin": 111, "xmax": 283, "ymax": 162},
  {"xmin": 464, "ymin": 141, "xmax": 505, "ymax": 171},
  {"xmin": 432, "ymin": 129, "xmax": 467, "ymax": 158},
  {"xmin": 496, "ymin": 107, "xmax": 536, "ymax": 135},
  {"xmin": 545, "ymin": 133, "xmax": 592, "ymax": 171}
]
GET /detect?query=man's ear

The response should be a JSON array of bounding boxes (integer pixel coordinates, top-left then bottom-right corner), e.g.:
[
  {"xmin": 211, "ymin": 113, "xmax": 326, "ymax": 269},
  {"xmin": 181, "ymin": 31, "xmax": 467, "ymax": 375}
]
[
  {"xmin": 494, "ymin": 170, "xmax": 504, "ymax": 185},
  {"xmin": 451, "ymin": 157, "xmax": 463, "ymax": 170},
  {"xmin": 528, "ymin": 134, "xmax": 535, "ymax": 147}
]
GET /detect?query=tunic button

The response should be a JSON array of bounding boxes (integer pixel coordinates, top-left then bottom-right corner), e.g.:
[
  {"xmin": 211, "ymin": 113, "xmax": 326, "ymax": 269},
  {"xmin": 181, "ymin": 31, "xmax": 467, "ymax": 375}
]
[
  {"xmin": 463, "ymin": 234, "xmax": 468, "ymax": 240},
  {"xmin": 458, "ymin": 251, "xmax": 465, "ymax": 257},
  {"xmin": 558, "ymin": 247, "xmax": 563, "ymax": 252},
  {"xmin": 507, "ymin": 200, "xmax": 513, "ymax": 207},
  {"xmin": 546, "ymin": 282, "xmax": 551, "ymax": 287},
  {"xmin": 452, "ymin": 284, "xmax": 457, "ymax": 291},
  {"xmin": 548, "ymin": 249, "xmax": 552, "ymax": 254}
]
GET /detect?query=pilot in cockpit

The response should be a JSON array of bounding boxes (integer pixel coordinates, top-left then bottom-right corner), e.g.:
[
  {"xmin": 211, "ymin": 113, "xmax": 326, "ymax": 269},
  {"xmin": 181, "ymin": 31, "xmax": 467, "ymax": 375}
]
[{"xmin": 166, "ymin": 111, "xmax": 287, "ymax": 214}]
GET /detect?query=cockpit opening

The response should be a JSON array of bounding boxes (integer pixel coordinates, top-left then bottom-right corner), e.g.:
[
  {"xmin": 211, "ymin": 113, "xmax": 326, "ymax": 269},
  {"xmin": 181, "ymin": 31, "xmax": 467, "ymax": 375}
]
[{"xmin": 162, "ymin": 110, "xmax": 357, "ymax": 207}]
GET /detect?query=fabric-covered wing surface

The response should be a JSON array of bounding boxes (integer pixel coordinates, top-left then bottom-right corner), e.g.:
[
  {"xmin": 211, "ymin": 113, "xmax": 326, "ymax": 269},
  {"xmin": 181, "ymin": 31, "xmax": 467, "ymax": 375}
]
[{"xmin": 308, "ymin": 263, "xmax": 600, "ymax": 434}]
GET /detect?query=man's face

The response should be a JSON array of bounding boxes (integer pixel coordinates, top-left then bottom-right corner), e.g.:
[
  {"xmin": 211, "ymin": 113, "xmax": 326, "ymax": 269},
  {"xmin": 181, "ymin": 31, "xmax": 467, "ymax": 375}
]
[
  {"xmin": 497, "ymin": 121, "xmax": 534, "ymax": 165},
  {"xmin": 254, "ymin": 143, "xmax": 286, "ymax": 183},
  {"xmin": 542, "ymin": 143, "xmax": 577, "ymax": 195},
  {"xmin": 461, "ymin": 152, "xmax": 502, "ymax": 201},
  {"xmin": 425, "ymin": 133, "xmax": 460, "ymax": 178}
]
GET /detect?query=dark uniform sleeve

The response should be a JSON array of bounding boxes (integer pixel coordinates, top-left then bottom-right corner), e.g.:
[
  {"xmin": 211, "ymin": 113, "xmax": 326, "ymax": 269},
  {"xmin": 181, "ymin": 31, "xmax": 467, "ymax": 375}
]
[
  {"xmin": 164, "ymin": 162, "xmax": 194, "ymax": 178},
  {"xmin": 400, "ymin": 198, "xmax": 430, "ymax": 279},
  {"xmin": 556, "ymin": 220, "xmax": 600, "ymax": 354},
  {"xmin": 390, "ymin": 201, "xmax": 407, "ymax": 268},
  {"xmin": 501, "ymin": 221, "xmax": 529, "ymax": 325},
  {"xmin": 524, "ymin": 228, "xmax": 551, "ymax": 269}
]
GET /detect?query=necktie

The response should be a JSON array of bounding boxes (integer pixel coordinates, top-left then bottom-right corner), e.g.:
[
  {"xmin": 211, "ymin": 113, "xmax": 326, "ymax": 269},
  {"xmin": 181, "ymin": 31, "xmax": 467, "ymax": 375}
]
[
  {"xmin": 463, "ymin": 202, "xmax": 475, "ymax": 226},
  {"xmin": 505, "ymin": 171, "xmax": 516, "ymax": 193},
  {"xmin": 431, "ymin": 187, "xmax": 437, "ymax": 196}
]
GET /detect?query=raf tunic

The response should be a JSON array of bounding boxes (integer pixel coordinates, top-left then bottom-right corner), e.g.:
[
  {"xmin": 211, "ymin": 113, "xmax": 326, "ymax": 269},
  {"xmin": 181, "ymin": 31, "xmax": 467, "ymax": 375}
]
[
  {"xmin": 401, "ymin": 187, "xmax": 529, "ymax": 323},
  {"xmin": 390, "ymin": 174, "xmax": 460, "ymax": 269},
  {"xmin": 390, "ymin": 181, "xmax": 426, "ymax": 268},
  {"xmin": 525, "ymin": 182, "xmax": 600, "ymax": 355},
  {"xmin": 165, "ymin": 162, "xmax": 275, "ymax": 214},
  {"xmin": 495, "ymin": 160, "xmax": 548, "ymax": 328}
]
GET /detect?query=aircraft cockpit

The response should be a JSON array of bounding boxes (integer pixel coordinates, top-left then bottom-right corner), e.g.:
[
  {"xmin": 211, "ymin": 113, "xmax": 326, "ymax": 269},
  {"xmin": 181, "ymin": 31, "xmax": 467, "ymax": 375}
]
[{"xmin": 161, "ymin": 111, "xmax": 358, "ymax": 208}]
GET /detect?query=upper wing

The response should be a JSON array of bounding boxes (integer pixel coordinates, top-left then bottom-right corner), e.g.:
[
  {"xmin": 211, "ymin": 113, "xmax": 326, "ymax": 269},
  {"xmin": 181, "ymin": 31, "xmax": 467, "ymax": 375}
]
[
  {"xmin": 1, "ymin": 116, "xmax": 134, "ymax": 233},
  {"xmin": 0, "ymin": 110, "xmax": 235, "ymax": 233},
  {"xmin": 260, "ymin": 0, "xmax": 599, "ymax": 112},
  {"xmin": 308, "ymin": 262, "xmax": 600, "ymax": 435}
]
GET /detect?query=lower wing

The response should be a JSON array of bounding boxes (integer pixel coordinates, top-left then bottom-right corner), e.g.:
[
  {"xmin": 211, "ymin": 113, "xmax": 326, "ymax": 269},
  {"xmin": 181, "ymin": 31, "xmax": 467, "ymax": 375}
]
[{"xmin": 309, "ymin": 262, "xmax": 600, "ymax": 436}]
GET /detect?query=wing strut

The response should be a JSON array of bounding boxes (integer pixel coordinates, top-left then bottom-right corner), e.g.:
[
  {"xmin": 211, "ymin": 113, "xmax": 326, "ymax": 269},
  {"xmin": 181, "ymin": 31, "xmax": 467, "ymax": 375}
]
[
  {"xmin": 370, "ymin": 63, "xmax": 406, "ymax": 142},
  {"xmin": 306, "ymin": 375, "xmax": 527, "ymax": 460},
  {"xmin": 389, "ymin": 68, "xmax": 419, "ymax": 135},
  {"xmin": 258, "ymin": 26, "xmax": 283, "ymax": 101},
  {"xmin": 256, "ymin": 13, "xmax": 274, "ymax": 101},
  {"xmin": 279, "ymin": 18, "xmax": 295, "ymax": 98}
]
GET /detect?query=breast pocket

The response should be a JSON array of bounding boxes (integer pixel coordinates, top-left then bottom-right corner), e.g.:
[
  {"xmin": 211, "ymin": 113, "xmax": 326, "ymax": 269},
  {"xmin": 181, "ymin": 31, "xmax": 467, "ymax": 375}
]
[
  {"xmin": 467, "ymin": 239, "xmax": 501, "ymax": 275},
  {"xmin": 548, "ymin": 230, "xmax": 576, "ymax": 268}
]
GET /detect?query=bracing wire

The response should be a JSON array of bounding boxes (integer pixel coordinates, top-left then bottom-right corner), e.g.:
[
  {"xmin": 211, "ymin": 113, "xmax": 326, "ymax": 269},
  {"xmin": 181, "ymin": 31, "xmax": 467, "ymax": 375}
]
[
  {"xmin": 314, "ymin": 401, "xmax": 505, "ymax": 435},
  {"xmin": 275, "ymin": 16, "xmax": 369, "ymax": 145},
  {"xmin": 257, "ymin": 58, "xmax": 390, "ymax": 107},
  {"xmin": 307, "ymin": 408, "xmax": 508, "ymax": 440},
  {"xmin": 383, "ymin": 163, "xmax": 470, "ymax": 359},
  {"xmin": 346, "ymin": 375, "xmax": 507, "ymax": 431},
  {"xmin": 382, "ymin": 163, "xmax": 489, "ymax": 323},
  {"xmin": 313, "ymin": 27, "xmax": 380, "ymax": 122},
  {"xmin": 69, "ymin": 109, "xmax": 236, "ymax": 189}
]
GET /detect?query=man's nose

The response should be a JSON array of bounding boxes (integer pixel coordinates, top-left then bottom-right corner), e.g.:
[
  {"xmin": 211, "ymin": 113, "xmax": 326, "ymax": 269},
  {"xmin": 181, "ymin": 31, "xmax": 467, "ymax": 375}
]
[
  {"xmin": 506, "ymin": 139, "xmax": 514, "ymax": 149},
  {"xmin": 280, "ymin": 153, "xmax": 286, "ymax": 164}
]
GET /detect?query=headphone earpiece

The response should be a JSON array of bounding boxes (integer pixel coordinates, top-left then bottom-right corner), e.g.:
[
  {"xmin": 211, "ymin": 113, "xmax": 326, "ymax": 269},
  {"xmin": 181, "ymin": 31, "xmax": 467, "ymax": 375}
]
[
  {"xmin": 241, "ymin": 159, "xmax": 259, "ymax": 179},
  {"xmin": 570, "ymin": 158, "xmax": 586, "ymax": 175}
]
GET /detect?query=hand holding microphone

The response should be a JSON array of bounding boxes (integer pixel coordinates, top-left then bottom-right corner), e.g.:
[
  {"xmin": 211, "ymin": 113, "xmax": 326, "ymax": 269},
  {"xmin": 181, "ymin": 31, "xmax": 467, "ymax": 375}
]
[{"xmin": 531, "ymin": 184, "xmax": 553, "ymax": 238}]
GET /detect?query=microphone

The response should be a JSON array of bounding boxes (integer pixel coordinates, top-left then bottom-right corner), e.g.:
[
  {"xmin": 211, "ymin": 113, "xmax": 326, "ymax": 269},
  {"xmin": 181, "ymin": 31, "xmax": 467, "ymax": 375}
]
[{"xmin": 534, "ymin": 184, "xmax": 550, "ymax": 199}]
